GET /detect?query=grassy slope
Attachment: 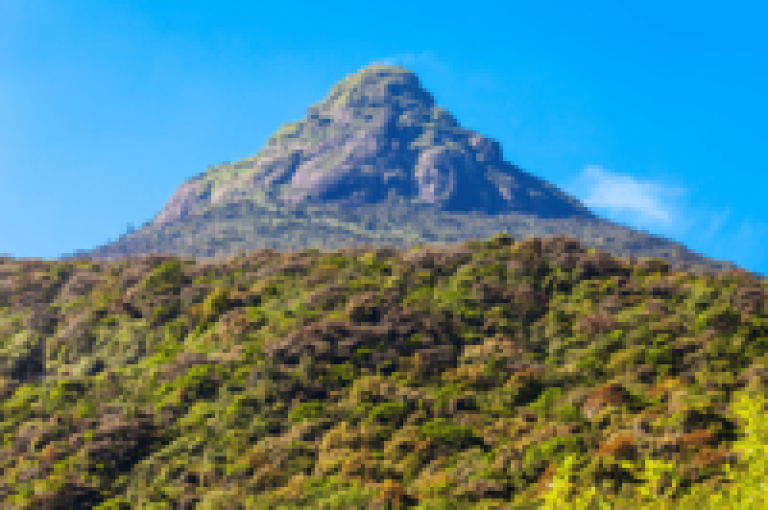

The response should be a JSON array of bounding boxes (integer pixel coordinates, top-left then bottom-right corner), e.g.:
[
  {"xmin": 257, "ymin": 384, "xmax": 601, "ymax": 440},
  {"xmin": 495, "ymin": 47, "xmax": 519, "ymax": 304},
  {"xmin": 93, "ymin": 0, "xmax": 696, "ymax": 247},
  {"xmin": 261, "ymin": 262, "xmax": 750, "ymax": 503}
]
[{"xmin": 1, "ymin": 233, "xmax": 766, "ymax": 508}]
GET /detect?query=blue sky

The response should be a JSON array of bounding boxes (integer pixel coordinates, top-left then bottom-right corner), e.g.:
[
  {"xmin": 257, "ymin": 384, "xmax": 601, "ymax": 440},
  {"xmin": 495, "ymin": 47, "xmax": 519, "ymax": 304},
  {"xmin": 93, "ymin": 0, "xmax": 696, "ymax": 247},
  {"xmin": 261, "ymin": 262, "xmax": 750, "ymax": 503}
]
[{"xmin": 1, "ymin": 0, "xmax": 766, "ymax": 277}]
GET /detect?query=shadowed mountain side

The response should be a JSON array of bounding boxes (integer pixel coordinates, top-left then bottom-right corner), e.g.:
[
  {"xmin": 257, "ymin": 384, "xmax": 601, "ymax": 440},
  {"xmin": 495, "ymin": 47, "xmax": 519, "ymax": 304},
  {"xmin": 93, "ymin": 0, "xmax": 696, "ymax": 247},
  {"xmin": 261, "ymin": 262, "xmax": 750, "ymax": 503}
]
[{"xmin": 56, "ymin": 194, "xmax": 765, "ymax": 281}]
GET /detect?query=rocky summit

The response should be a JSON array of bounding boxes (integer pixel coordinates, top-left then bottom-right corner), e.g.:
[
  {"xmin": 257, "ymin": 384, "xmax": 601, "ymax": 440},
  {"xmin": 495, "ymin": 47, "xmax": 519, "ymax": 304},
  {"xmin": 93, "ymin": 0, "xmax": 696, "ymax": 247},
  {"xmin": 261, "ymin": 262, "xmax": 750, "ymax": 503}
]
[{"xmin": 153, "ymin": 63, "xmax": 596, "ymax": 228}]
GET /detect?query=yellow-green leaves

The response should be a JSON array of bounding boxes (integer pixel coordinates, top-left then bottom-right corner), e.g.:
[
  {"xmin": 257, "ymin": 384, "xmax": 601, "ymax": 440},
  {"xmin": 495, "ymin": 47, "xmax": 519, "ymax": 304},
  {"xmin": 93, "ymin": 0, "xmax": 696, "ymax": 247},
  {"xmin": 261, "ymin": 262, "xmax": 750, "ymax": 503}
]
[{"xmin": 202, "ymin": 287, "xmax": 230, "ymax": 321}]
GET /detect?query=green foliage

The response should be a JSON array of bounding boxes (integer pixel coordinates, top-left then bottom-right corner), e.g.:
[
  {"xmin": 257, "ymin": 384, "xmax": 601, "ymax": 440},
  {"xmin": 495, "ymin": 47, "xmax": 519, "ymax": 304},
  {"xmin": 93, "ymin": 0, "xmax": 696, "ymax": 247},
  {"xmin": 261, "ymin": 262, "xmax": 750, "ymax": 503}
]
[
  {"xmin": 524, "ymin": 435, "xmax": 586, "ymax": 477},
  {"xmin": 418, "ymin": 418, "xmax": 477, "ymax": 447},
  {"xmin": 367, "ymin": 401, "xmax": 410, "ymax": 425},
  {"xmin": 320, "ymin": 362, "xmax": 358, "ymax": 387},
  {"xmin": 142, "ymin": 260, "xmax": 185, "ymax": 292},
  {"xmin": 289, "ymin": 400, "xmax": 325, "ymax": 422},
  {"xmin": 529, "ymin": 386, "xmax": 564, "ymax": 417},
  {"xmin": 203, "ymin": 287, "xmax": 230, "ymax": 320},
  {"xmin": 1, "ymin": 233, "xmax": 765, "ymax": 508},
  {"xmin": 557, "ymin": 404, "xmax": 584, "ymax": 423},
  {"xmin": 540, "ymin": 389, "xmax": 767, "ymax": 509}
]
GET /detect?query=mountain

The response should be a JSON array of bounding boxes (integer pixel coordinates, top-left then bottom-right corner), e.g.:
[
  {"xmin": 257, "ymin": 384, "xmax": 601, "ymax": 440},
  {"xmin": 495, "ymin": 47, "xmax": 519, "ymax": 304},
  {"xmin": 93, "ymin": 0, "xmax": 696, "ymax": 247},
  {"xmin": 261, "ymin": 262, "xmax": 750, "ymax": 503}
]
[
  {"xmin": 153, "ymin": 63, "xmax": 595, "ymax": 226},
  {"xmin": 1, "ymin": 234, "xmax": 766, "ymax": 507},
  {"xmin": 56, "ymin": 63, "xmax": 764, "ymax": 281}
]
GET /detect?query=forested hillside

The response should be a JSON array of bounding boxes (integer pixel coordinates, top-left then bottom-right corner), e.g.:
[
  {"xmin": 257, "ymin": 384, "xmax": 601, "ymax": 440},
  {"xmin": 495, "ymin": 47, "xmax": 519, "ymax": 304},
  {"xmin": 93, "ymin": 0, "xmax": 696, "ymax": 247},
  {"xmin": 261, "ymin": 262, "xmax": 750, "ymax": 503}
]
[{"xmin": 1, "ymin": 234, "xmax": 766, "ymax": 508}]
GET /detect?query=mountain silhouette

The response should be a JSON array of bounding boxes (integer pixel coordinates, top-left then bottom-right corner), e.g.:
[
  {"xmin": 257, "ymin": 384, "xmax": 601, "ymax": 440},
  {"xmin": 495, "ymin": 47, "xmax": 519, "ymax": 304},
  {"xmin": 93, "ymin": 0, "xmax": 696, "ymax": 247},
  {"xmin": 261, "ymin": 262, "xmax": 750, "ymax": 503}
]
[{"xmin": 55, "ymin": 63, "xmax": 763, "ymax": 281}]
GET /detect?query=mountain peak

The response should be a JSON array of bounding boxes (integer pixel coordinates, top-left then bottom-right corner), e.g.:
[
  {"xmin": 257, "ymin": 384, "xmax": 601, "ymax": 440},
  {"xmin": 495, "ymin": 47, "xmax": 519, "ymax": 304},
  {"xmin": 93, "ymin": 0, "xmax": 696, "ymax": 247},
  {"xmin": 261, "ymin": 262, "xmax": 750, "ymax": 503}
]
[
  {"xmin": 319, "ymin": 63, "xmax": 436, "ymax": 112},
  {"xmin": 152, "ymin": 63, "xmax": 595, "ymax": 227}
]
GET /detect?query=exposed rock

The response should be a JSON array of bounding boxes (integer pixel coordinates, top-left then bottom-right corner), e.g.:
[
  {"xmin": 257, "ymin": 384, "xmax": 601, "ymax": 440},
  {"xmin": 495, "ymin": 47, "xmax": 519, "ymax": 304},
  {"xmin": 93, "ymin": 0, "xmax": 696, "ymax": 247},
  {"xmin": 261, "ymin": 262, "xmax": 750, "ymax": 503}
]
[
  {"xmin": 469, "ymin": 134, "xmax": 502, "ymax": 162},
  {"xmin": 153, "ymin": 178, "xmax": 208, "ymax": 228},
  {"xmin": 210, "ymin": 149, "xmax": 302, "ymax": 205},
  {"xmin": 150, "ymin": 63, "xmax": 596, "ymax": 228},
  {"xmin": 414, "ymin": 146, "xmax": 461, "ymax": 204}
]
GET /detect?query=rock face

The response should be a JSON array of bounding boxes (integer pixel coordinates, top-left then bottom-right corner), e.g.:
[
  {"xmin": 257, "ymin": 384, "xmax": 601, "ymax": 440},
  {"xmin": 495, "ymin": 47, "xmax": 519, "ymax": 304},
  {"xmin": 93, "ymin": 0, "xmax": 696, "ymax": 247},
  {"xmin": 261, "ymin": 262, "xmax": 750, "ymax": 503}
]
[
  {"xmin": 152, "ymin": 63, "xmax": 596, "ymax": 227},
  {"xmin": 153, "ymin": 179, "xmax": 207, "ymax": 228}
]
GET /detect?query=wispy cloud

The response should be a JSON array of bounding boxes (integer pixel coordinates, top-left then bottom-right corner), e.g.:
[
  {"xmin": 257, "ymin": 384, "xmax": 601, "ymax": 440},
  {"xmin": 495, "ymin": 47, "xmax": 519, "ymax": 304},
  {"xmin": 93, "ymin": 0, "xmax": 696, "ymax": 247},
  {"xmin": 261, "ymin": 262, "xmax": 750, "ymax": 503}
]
[
  {"xmin": 567, "ymin": 164, "xmax": 764, "ymax": 277},
  {"xmin": 575, "ymin": 165, "xmax": 688, "ymax": 227}
]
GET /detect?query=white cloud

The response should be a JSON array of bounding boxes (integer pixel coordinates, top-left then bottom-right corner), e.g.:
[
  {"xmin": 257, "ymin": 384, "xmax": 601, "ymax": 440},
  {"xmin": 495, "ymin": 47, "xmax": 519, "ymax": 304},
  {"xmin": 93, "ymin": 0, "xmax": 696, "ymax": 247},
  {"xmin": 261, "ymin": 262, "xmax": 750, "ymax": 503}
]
[
  {"xmin": 576, "ymin": 164, "xmax": 687, "ymax": 226},
  {"xmin": 567, "ymin": 164, "xmax": 765, "ymax": 277}
]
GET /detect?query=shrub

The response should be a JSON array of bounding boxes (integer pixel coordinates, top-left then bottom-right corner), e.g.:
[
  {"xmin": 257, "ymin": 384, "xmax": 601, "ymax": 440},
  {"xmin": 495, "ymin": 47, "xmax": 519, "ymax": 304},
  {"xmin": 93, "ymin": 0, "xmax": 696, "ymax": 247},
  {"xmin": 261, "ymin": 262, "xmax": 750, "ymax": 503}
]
[
  {"xmin": 142, "ymin": 260, "xmax": 185, "ymax": 292},
  {"xmin": 540, "ymin": 388, "xmax": 767, "ymax": 509},
  {"xmin": 367, "ymin": 401, "xmax": 410, "ymax": 426},
  {"xmin": 418, "ymin": 418, "xmax": 477, "ymax": 447},
  {"xmin": 203, "ymin": 287, "xmax": 231, "ymax": 321},
  {"xmin": 289, "ymin": 401, "xmax": 325, "ymax": 423}
]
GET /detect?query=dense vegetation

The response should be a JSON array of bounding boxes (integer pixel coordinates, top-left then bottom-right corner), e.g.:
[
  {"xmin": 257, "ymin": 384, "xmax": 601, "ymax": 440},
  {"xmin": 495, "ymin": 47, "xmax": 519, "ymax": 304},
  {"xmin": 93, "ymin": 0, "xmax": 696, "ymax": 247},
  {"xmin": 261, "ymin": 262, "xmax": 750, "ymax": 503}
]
[{"xmin": 1, "ymin": 233, "xmax": 766, "ymax": 508}]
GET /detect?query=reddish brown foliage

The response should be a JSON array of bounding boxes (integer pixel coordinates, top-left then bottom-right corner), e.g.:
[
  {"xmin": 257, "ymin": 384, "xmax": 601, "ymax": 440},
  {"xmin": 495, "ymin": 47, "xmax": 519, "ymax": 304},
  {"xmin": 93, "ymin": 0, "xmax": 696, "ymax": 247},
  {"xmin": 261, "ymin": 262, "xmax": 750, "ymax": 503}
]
[{"xmin": 598, "ymin": 433, "xmax": 638, "ymax": 460}]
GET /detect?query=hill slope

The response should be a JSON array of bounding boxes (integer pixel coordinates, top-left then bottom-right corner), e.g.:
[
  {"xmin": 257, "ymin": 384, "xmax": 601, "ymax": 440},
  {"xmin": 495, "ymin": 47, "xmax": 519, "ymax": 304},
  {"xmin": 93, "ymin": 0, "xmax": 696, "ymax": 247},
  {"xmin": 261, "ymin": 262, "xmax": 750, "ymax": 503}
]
[{"xmin": 1, "ymin": 234, "xmax": 766, "ymax": 508}]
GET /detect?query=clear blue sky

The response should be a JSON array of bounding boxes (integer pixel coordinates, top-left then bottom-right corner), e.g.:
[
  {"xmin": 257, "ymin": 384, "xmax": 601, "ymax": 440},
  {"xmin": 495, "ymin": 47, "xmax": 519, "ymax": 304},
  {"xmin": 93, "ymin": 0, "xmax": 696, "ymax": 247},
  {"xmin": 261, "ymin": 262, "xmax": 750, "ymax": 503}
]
[{"xmin": 2, "ymin": 0, "xmax": 766, "ymax": 277}]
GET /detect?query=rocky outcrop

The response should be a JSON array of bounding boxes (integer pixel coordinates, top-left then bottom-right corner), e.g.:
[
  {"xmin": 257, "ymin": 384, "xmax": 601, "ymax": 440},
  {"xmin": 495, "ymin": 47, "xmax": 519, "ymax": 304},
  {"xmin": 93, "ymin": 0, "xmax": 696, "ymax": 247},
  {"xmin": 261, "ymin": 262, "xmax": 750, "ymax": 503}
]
[
  {"xmin": 153, "ymin": 179, "xmax": 208, "ymax": 227},
  {"xmin": 150, "ymin": 63, "xmax": 596, "ymax": 228},
  {"xmin": 210, "ymin": 150, "xmax": 302, "ymax": 206}
]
